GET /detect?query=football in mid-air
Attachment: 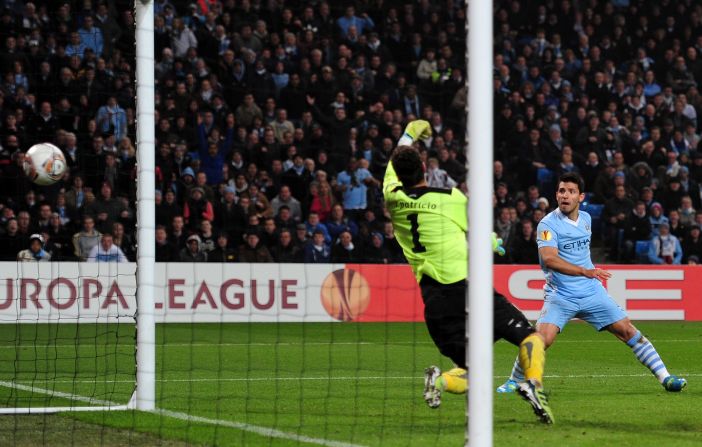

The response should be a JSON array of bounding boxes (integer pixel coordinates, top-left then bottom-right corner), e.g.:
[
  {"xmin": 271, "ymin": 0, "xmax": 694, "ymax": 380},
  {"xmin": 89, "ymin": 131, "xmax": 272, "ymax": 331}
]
[{"xmin": 23, "ymin": 143, "xmax": 67, "ymax": 185}]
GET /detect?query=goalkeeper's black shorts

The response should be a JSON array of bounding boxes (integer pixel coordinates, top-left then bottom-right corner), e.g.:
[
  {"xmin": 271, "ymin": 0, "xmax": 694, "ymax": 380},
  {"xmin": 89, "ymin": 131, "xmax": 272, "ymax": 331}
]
[{"xmin": 419, "ymin": 275, "xmax": 534, "ymax": 366}]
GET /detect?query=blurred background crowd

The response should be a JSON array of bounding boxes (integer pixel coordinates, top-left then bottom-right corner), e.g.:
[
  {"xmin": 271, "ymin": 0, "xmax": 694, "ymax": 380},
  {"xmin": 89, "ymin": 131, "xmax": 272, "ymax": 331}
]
[{"xmin": 0, "ymin": 0, "xmax": 700, "ymax": 266}]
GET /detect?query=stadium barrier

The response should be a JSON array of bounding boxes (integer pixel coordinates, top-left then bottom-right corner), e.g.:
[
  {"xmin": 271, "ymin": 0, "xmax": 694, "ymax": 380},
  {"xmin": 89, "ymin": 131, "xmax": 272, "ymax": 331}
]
[{"xmin": 0, "ymin": 263, "xmax": 699, "ymax": 322}]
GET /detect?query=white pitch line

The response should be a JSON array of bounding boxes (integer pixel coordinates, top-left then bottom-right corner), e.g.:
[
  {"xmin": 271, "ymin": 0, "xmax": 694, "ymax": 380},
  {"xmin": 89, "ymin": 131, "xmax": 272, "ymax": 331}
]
[
  {"xmin": 0, "ymin": 381, "xmax": 366, "ymax": 447},
  {"xmin": 156, "ymin": 408, "xmax": 365, "ymax": 447},
  {"xmin": 0, "ymin": 381, "xmax": 118, "ymax": 406},
  {"xmin": 9, "ymin": 372, "xmax": 702, "ymax": 385}
]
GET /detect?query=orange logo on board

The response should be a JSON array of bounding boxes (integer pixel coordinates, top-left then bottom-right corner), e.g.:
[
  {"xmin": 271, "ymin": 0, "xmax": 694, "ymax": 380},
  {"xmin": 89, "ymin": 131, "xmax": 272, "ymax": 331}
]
[{"xmin": 320, "ymin": 269, "xmax": 370, "ymax": 321}]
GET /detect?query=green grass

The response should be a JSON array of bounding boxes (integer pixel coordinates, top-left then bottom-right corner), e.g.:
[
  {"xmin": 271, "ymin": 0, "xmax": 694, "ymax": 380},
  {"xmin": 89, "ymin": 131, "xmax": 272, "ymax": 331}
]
[{"xmin": 0, "ymin": 322, "xmax": 701, "ymax": 446}]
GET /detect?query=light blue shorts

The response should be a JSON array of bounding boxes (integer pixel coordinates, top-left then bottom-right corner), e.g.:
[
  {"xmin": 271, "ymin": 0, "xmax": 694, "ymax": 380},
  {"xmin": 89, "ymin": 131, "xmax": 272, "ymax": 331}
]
[{"xmin": 537, "ymin": 287, "xmax": 627, "ymax": 331}]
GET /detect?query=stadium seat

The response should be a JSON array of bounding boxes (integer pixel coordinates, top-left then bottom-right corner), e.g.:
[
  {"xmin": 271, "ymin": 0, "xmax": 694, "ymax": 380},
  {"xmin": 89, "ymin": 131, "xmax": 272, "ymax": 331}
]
[
  {"xmin": 635, "ymin": 240, "xmax": 651, "ymax": 263},
  {"xmin": 580, "ymin": 203, "xmax": 604, "ymax": 235},
  {"xmin": 536, "ymin": 168, "xmax": 555, "ymax": 195}
]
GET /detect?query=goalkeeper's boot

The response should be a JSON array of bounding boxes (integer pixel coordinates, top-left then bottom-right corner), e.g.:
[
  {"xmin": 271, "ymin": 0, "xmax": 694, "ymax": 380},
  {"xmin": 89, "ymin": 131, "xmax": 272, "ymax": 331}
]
[
  {"xmin": 517, "ymin": 379, "xmax": 554, "ymax": 424},
  {"xmin": 496, "ymin": 379, "xmax": 519, "ymax": 393},
  {"xmin": 423, "ymin": 366, "xmax": 442, "ymax": 409},
  {"xmin": 663, "ymin": 375, "xmax": 687, "ymax": 392}
]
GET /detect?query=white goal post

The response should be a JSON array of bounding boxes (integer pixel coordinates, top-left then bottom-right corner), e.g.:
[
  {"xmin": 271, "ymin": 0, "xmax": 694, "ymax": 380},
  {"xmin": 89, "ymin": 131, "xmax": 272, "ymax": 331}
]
[
  {"xmin": 0, "ymin": 0, "xmax": 156, "ymax": 415},
  {"xmin": 134, "ymin": 0, "xmax": 157, "ymax": 412},
  {"xmin": 466, "ymin": 0, "xmax": 494, "ymax": 446}
]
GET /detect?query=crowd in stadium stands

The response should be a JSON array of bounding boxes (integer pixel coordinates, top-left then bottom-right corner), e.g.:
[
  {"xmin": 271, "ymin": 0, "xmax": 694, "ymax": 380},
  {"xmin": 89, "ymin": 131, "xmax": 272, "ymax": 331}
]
[{"xmin": 0, "ymin": 1, "xmax": 701, "ymax": 266}]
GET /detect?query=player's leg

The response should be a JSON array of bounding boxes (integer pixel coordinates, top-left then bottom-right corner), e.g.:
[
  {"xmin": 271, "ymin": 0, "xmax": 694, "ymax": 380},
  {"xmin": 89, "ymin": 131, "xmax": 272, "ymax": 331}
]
[
  {"xmin": 606, "ymin": 318, "xmax": 687, "ymax": 392},
  {"xmin": 497, "ymin": 295, "xmax": 572, "ymax": 393},
  {"xmin": 582, "ymin": 290, "xmax": 687, "ymax": 391},
  {"xmin": 493, "ymin": 291, "xmax": 554, "ymax": 424},
  {"xmin": 420, "ymin": 277, "xmax": 467, "ymax": 407}
]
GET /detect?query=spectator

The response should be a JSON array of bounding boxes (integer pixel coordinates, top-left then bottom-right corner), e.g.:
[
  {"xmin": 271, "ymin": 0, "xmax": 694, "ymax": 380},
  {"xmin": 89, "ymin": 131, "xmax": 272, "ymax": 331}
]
[
  {"xmin": 271, "ymin": 185, "xmax": 302, "ymax": 222},
  {"xmin": 326, "ymin": 204, "xmax": 359, "ymax": 242},
  {"xmin": 0, "ymin": 220, "xmax": 23, "ymax": 261},
  {"xmin": 378, "ymin": 221, "xmax": 403, "ymax": 263},
  {"xmin": 260, "ymin": 218, "xmax": 279, "ymax": 250},
  {"xmin": 95, "ymin": 182, "xmax": 124, "ymax": 222},
  {"xmin": 304, "ymin": 212, "xmax": 331, "ymax": 245},
  {"xmin": 112, "ymin": 222, "xmax": 135, "ymax": 261},
  {"xmin": 304, "ymin": 181, "xmax": 335, "ymax": 222},
  {"xmin": 293, "ymin": 223, "xmax": 310, "ymax": 252},
  {"xmin": 603, "ymin": 184, "xmax": 634, "ymax": 256},
  {"xmin": 509, "ymin": 220, "xmax": 539, "ymax": 264},
  {"xmin": 336, "ymin": 157, "xmax": 377, "ymax": 219},
  {"xmin": 156, "ymin": 189, "xmax": 182, "ymax": 227},
  {"xmin": 198, "ymin": 220, "xmax": 217, "ymax": 254},
  {"xmin": 682, "ymin": 225, "xmax": 702, "ymax": 264},
  {"xmin": 180, "ymin": 234, "xmax": 207, "ymax": 262},
  {"xmin": 426, "ymin": 157, "xmax": 457, "ymax": 189},
  {"xmin": 245, "ymin": 183, "xmax": 273, "ymax": 218},
  {"xmin": 208, "ymin": 233, "xmax": 236, "ymax": 263},
  {"xmin": 45, "ymin": 213, "xmax": 72, "ymax": 260},
  {"xmin": 235, "ymin": 94, "xmax": 263, "ymax": 128},
  {"xmin": 668, "ymin": 210, "xmax": 687, "ymax": 242},
  {"xmin": 363, "ymin": 232, "xmax": 390, "ymax": 264},
  {"xmin": 8, "ymin": 0, "xmax": 702, "ymax": 266},
  {"xmin": 169, "ymin": 215, "xmax": 188, "ymax": 252},
  {"xmin": 304, "ymin": 229, "xmax": 331, "ymax": 263},
  {"xmin": 155, "ymin": 225, "xmax": 177, "ymax": 262},
  {"xmin": 87, "ymin": 233, "xmax": 128, "ymax": 262},
  {"xmin": 17, "ymin": 233, "xmax": 51, "ymax": 262},
  {"xmin": 170, "ymin": 18, "xmax": 197, "ymax": 59},
  {"xmin": 621, "ymin": 202, "xmax": 652, "ymax": 263},
  {"xmin": 649, "ymin": 203, "xmax": 669, "ymax": 236},
  {"xmin": 647, "ymin": 223, "xmax": 682, "ymax": 265},
  {"xmin": 336, "ymin": 6, "xmax": 374, "ymax": 39},
  {"xmin": 72, "ymin": 216, "xmax": 101, "ymax": 261},
  {"xmin": 679, "ymin": 196, "xmax": 696, "ymax": 227},
  {"xmin": 331, "ymin": 230, "xmax": 361, "ymax": 263},
  {"xmin": 271, "ymin": 229, "xmax": 301, "ymax": 263},
  {"xmin": 77, "ymin": 16, "xmax": 103, "ymax": 57},
  {"xmin": 238, "ymin": 229, "xmax": 273, "ymax": 263},
  {"xmin": 183, "ymin": 187, "xmax": 214, "ymax": 231},
  {"xmin": 494, "ymin": 207, "xmax": 516, "ymax": 262},
  {"xmin": 96, "ymin": 97, "xmax": 128, "ymax": 142},
  {"xmin": 274, "ymin": 205, "xmax": 297, "ymax": 232}
]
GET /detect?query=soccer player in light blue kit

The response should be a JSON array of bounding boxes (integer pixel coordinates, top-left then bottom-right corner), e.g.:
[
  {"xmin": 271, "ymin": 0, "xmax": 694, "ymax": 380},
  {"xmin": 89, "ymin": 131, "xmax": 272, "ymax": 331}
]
[{"xmin": 497, "ymin": 172, "xmax": 687, "ymax": 393}]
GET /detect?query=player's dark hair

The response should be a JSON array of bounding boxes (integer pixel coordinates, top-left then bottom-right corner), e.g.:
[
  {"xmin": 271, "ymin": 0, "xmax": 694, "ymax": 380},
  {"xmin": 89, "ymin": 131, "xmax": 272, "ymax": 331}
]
[
  {"xmin": 559, "ymin": 172, "xmax": 585, "ymax": 193},
  {"xmin": 391, "ymin": 146, "xmax": 424, "ymax": 187}
]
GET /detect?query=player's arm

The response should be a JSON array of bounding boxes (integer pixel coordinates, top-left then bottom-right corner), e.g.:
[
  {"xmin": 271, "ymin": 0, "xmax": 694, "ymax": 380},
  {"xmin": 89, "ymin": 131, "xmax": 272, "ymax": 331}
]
[
  {"xmin": 383, "ymin": 120, "xmax": 433, "ymax": 198},
  {"xmin": 539, "ymin": 246, "xmax": 610, "ymax": 281},
  {"xmin": 383, "ymin": 160, "xmax": 402, "ymax": 197}
]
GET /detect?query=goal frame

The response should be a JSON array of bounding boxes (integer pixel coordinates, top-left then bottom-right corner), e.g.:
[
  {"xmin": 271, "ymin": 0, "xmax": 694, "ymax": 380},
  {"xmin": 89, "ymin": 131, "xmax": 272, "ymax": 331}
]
[{"xmin": 0, "ymin": 0, "xmax": 156, "ymax": 415}]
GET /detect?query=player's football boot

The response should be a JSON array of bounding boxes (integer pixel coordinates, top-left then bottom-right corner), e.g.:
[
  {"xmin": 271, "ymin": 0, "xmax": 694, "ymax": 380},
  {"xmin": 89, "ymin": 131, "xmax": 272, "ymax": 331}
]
[
  {"xmin": 496, "ymin": 379, "xmax": 519, "ymax": 393},
  {"xmin": 423, "ymin": 366, "xmax": 442, "ymax": 408},
  {"xmin": 663, "ymin": 375, "xmax": 687, "ymax": 392},
  {"xmin": 517, "ymin": 379, "xmax": 555, "ymax": 424}
]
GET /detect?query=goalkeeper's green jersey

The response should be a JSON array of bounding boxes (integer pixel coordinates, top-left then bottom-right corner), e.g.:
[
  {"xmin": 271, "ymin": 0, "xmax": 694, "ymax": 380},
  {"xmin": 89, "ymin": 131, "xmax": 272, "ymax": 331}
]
[{"xmin": 384, "ymin": 161, "xmax": 467, "ymax": 284}]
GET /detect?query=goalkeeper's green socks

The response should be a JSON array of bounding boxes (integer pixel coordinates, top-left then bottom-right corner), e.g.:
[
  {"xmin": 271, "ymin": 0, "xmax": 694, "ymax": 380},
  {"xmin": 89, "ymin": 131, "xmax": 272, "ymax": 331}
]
[{"xmin": 519, "ymin": 333, "xmax": 546, "ymax": 387}]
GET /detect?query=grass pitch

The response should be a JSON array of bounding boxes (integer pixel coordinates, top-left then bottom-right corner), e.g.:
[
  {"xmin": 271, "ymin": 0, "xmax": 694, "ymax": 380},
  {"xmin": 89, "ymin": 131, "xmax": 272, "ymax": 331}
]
[{"xmin": 0, "ymin": 322, "xmax": 700, "ymax": 446}]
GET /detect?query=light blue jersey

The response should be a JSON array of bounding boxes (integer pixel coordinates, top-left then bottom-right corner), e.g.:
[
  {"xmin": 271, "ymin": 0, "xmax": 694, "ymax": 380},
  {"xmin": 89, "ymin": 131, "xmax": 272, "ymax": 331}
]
[
  {"xmin": 537, "ymin": 208, "xmax": 599, "ymax": 299},
  {"xmin": 536, "ymin": 208, "xmax": 626, "ymax": 331}
]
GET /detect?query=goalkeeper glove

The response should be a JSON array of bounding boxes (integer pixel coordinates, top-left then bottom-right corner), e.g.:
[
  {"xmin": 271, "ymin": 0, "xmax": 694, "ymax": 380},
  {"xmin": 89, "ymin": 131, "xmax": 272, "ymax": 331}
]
[
  {"xmin": 403, "ymin": 120, "xmax": 432, "ymax": 142},
  {"xmin": 492, "ymin": 232, "xmax": 506, "ymax": 256}
]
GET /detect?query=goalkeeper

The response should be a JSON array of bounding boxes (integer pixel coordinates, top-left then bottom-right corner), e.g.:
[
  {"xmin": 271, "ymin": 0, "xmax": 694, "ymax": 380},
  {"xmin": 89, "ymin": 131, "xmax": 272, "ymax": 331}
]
[{"xmin": 384, "ymin": 120, "xmax": 554, "ymax": 424}]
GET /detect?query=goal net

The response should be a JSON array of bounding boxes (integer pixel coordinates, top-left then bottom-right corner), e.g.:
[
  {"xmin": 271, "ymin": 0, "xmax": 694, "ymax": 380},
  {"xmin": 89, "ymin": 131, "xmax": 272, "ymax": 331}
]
[
  {"xmin": 0, "ymin": 263, "xmax": 136, "ymax": 414},
  {"xmin": 0, "ymin": 1, "xmax": 478, "ymax": 445}
]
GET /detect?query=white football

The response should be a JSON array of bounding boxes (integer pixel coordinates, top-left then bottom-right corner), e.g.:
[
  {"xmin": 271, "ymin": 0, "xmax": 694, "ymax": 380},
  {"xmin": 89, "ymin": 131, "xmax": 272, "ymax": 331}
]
[{"xmin": 23, "ymin": 143, "xmax": 67, "ymax": 185}]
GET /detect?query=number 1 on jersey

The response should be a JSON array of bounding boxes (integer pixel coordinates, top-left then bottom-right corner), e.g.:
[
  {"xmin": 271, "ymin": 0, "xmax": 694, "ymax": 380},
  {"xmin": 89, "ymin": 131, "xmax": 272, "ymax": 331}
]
[{"xmin": 407, "ymin": 213, "xmax": 427, "ymax": 253}]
